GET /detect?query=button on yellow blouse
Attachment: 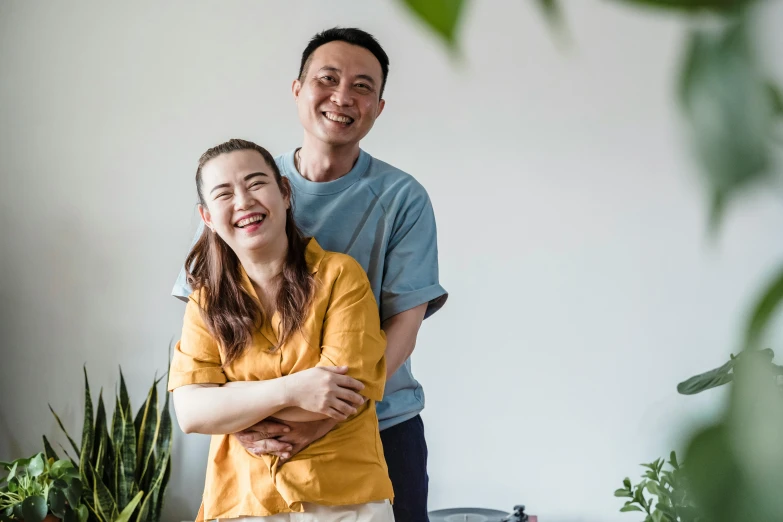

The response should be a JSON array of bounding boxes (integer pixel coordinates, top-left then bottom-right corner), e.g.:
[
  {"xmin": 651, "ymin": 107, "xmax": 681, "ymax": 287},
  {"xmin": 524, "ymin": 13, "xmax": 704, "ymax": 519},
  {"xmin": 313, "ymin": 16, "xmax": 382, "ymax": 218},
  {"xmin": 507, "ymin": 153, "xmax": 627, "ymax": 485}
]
[{"xmin": 168, "ymin": 239, "xmax": 393, "ymax": 520}]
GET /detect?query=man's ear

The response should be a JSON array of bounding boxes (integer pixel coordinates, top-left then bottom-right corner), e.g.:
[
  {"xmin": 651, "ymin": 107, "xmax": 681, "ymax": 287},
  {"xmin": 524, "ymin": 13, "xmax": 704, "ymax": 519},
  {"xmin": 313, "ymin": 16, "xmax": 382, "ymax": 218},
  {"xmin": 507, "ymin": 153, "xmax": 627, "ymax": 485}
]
[
  {"xmin": 376, "ymin": 98, "xmax": 386, "ymax": 118},
  {"xmin": 292, "ymin": 79, "xmax": 302, "ymax": 99}
]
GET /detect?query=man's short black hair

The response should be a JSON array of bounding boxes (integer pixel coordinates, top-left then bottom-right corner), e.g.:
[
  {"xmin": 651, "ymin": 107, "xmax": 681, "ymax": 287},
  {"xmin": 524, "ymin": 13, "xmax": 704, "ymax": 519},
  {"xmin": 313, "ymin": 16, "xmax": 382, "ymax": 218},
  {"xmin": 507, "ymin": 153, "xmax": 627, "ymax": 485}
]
[{"xmin": 298, "ymin": 27, "xmax": 390, "ymax": 99}]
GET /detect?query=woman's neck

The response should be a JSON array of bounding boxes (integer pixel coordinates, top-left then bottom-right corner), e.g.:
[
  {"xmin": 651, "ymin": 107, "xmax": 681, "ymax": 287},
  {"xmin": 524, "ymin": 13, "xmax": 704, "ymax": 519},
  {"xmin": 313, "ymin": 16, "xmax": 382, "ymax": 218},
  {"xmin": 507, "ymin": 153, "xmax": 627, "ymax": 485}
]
[{"xmin": 236, "ymin": 235, "xmax": 288, "ymax": 313}]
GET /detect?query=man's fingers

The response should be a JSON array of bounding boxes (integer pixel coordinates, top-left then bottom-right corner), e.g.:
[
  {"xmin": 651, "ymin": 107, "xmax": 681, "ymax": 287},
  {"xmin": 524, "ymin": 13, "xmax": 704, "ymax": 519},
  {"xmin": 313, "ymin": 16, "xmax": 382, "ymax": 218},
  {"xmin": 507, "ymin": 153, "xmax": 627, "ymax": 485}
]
[{"xmin": 248, "ymin": 439, "xmax": 292, "ymax": 456}]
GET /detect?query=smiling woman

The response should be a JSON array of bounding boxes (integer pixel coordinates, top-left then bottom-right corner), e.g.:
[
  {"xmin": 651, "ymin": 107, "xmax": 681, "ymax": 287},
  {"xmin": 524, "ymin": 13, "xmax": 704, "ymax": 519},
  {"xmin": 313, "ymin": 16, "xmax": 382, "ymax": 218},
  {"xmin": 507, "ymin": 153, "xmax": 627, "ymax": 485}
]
[{"xmin": 168, "ymin": 138, "xmax": 395, "ymax": 521}]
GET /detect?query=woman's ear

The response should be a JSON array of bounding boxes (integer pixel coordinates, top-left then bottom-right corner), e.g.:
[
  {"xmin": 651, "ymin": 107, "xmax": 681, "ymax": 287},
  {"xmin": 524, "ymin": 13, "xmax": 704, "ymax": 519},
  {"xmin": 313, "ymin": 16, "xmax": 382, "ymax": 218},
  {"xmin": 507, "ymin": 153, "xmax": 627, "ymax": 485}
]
[
  {"xmin": 280, "ymin": 177, "xmax": 292, "ymax": 210},
  {"xmin": 198, "ymin": 204, "xmax": 214, "ymax": 231}
]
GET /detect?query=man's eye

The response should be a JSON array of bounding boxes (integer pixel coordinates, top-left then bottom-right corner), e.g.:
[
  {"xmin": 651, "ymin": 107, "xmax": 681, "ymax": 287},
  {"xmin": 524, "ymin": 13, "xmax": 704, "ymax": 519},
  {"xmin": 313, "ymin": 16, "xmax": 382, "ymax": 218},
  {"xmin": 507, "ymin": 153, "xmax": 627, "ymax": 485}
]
[
  {"xmin": 321, "ymin": 75, "xmax": 336, "ymax": 83},
  {"xmin": 215, "ymin": 192, "xmax": 231, "ymax": 200}
]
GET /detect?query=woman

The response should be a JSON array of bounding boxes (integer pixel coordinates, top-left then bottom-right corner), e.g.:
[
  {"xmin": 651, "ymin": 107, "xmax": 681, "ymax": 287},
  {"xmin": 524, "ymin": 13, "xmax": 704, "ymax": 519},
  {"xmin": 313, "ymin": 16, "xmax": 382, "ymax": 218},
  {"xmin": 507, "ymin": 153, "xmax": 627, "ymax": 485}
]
[{"xmin": 167, "ymin": 138, "xmax": 394, "ymax": 521}]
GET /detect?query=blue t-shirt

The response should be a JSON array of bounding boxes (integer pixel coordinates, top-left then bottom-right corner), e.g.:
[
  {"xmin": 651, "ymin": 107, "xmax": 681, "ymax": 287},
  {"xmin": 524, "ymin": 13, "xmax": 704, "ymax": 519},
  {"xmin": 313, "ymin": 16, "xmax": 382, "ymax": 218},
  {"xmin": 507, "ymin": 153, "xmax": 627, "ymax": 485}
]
[{"xmin": 172, "ymin": 148, "xmax": 448, "ymax": 429}]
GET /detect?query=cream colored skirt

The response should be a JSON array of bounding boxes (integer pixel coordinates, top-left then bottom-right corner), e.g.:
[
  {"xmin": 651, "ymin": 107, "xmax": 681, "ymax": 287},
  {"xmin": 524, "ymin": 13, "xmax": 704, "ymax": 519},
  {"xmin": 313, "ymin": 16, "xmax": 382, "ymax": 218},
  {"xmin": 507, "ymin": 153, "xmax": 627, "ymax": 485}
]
[{"xmin": 218, "ymin": 500, "xmax": 394, "ymax": 521}]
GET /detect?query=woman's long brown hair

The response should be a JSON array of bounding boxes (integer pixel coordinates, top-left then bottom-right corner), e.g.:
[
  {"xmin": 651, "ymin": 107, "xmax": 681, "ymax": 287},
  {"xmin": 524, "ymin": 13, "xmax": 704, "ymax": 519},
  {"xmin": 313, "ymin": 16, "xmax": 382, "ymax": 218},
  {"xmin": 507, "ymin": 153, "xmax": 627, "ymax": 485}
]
[{"xmin": 185, "ymin": 139, "xmax": 314, "ymax": 365}]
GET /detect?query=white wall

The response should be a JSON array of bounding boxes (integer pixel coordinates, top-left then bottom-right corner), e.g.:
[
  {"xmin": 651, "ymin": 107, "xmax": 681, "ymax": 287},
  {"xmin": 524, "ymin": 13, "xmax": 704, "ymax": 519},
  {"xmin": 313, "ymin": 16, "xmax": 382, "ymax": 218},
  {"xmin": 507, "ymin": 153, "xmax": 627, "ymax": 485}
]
[{"xmin": 2, "ymin": 1, "xmax": 782, "ymax": 521}]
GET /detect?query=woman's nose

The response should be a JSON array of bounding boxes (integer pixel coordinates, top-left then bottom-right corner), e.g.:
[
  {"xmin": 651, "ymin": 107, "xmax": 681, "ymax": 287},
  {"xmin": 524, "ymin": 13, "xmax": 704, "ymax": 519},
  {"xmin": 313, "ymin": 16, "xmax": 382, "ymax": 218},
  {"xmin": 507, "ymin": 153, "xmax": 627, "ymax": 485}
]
[{"xmin": 234, "ymin": 188, "xmax": 252, "ymax": 210}]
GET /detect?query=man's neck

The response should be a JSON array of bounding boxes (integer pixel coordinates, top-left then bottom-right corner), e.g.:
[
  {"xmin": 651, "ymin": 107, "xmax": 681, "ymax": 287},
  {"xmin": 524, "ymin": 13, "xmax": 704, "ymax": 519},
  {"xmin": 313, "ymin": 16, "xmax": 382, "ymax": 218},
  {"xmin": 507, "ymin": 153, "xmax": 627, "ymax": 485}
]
[{"xmin": 297, "ymin": 136, "xmax": 361, "ymax": 183}]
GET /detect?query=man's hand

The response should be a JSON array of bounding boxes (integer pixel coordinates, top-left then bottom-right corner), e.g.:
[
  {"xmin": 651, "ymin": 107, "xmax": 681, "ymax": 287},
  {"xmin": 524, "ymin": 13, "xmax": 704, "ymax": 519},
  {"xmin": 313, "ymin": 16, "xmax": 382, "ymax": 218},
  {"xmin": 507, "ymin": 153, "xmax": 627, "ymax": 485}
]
[
  {"xmin": 234, "ymin": 420, "xmax": 293, "ymax": 458},
  {"xmin": 234, "ymin": 418, "xmax": 338, "ymax": 462}
]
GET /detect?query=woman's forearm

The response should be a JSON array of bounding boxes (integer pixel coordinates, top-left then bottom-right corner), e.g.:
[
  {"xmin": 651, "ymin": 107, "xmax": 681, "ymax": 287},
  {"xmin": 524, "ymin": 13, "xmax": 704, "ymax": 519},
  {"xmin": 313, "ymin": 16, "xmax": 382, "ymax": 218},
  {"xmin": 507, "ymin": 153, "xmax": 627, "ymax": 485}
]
[
  {"xmin": 272, "ymin": 407, "xmax": 331, "ymax": 422},
  {"xmin": 172, "ymin": 381, "xmax": 292, "ymax": 435}
]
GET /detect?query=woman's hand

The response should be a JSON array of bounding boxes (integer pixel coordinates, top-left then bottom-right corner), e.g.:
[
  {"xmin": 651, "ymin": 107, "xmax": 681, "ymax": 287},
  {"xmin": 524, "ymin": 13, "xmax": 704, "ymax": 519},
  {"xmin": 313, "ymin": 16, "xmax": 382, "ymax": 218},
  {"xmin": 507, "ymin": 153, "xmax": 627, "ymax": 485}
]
[{"xmin": 284, "ymin": 366, "xmax": 366, "ymax": 420}]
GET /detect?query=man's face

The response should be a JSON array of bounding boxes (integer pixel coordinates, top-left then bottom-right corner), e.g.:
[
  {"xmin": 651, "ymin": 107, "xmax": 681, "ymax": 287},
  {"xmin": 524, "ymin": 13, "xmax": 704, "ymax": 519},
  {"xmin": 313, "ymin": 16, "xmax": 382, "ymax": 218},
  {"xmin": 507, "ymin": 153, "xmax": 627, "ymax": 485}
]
[{"xmin": 293, "ymin": 41, "xmax": 385, "ymax": 149}]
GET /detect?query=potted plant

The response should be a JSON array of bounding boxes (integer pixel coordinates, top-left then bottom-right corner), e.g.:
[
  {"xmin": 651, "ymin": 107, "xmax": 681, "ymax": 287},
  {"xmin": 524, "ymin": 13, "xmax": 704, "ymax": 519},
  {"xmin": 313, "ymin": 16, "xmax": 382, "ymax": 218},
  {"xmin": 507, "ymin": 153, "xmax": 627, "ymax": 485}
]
[
  {"xmin": 615, "ymin": 452, "xmax": 702, "ymax": 522},
  {"xmin": 47, "ymin": 367, "xmax": 172, "ymax": 522},
  {"xmin": 0, "ymin": 452, "xmax": 88, "ymax": 522}
]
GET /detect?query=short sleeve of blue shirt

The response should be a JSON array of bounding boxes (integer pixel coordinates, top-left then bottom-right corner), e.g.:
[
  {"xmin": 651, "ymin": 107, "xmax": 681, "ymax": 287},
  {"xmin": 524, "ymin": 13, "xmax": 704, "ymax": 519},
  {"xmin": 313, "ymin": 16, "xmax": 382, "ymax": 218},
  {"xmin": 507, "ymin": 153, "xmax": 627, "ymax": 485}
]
[{"xmin": 380, "ymin": 181, "xmax": 447, "ymax": 322}]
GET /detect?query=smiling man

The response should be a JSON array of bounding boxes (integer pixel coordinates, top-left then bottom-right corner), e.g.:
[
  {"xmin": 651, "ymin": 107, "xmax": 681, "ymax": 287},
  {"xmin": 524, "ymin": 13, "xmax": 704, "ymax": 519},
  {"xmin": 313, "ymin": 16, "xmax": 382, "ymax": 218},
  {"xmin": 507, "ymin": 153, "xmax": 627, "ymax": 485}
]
[{"xmin": 173, "ymin": 27, "xmax": 448, "ymax": 522}]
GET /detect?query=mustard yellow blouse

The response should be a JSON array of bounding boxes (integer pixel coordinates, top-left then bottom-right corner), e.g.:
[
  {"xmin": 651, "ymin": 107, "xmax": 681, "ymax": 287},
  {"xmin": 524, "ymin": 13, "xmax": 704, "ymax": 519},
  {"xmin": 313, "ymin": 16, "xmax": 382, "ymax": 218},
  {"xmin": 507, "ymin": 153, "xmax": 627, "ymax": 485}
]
[{"xmin": 167, "ymin": 238, "xmax": 393, "ymax": 520}]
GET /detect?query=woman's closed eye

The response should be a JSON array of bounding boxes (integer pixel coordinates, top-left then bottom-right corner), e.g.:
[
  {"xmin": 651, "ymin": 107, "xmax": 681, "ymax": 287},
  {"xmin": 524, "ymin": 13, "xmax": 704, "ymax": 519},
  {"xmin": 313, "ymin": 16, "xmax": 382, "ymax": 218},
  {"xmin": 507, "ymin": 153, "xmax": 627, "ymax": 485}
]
[{"xmin": 249, "ymin": 181, "xmax": 267, "ymax": 190}]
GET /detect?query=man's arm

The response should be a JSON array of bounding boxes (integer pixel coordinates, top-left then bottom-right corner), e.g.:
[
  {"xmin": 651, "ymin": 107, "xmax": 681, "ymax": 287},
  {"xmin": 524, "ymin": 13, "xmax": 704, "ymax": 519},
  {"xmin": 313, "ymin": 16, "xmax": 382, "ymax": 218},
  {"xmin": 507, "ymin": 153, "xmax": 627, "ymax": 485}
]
[{"xmin": 382, "ymin": 303, "xmax": 428, "ymax": 378}]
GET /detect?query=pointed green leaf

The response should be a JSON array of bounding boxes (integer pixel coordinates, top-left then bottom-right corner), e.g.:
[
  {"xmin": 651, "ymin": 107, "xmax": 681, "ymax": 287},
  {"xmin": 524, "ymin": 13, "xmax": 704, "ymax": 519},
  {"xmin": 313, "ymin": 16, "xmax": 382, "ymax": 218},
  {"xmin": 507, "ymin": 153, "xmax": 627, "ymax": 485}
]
[
  {"xmin": 669, "ymin": 451, "xmax": 680, "ymax": 470},
  {"xmin": 400, "ymin": 0, "xmax": 465, "ymax": 47},
  {"xmin": 93, "ymin": 389, "xmax": 109, "ymax": 479},
  {"xmin": 154, "ymin": 455, "xmax": 172, "ymax": 522},
  {"xmin": 49, "ymin": 405, "xmax": 81, "ymax": 458},
  {"xmin": 615, "ymin": 488, "xmax": 633, "ymax": 497},
  {"xmin": 43, "ymin": 435, "xmax": 59, "ymax": 462},
  {"xmin": 80, "ymin": 367, "xmax": 95, "ymax": 485},
  {"xmin": 135, "ymin": 380, "xmax": 159, "ymax": 489},
  {"xmin": 92, "ymin": 468, "xmax": 117, "ymax": 522},
  {"xmin": 117, "ymin": 491, "xmax": 144, "ymax": 522},
  {"xmin": 21, "ymin": 496, "xmax": 47, "ymax": 522}
]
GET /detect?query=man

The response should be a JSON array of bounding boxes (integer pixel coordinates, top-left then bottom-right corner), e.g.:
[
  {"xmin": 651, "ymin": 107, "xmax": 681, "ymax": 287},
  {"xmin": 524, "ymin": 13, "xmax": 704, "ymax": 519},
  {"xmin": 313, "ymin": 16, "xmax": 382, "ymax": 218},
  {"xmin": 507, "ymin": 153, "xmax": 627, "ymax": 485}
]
[{"xmin": 173, "ymin": 27, "xmax": 447, "ymax": 521}]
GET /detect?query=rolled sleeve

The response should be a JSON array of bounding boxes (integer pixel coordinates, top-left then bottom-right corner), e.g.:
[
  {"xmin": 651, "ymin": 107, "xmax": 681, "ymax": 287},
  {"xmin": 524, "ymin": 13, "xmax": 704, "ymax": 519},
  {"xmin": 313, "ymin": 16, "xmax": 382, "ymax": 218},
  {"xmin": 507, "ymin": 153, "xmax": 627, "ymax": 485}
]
[
  {"xmin": 318, "ymin": 258, "xmax": 387, "ymax": 402},
  {"xmin": 381, "ymin": 189, "xmax": 448, "ymax": 322},
  {"xmin": 167, "ymin": 296, "xmax": 226, "ymax": 391}
]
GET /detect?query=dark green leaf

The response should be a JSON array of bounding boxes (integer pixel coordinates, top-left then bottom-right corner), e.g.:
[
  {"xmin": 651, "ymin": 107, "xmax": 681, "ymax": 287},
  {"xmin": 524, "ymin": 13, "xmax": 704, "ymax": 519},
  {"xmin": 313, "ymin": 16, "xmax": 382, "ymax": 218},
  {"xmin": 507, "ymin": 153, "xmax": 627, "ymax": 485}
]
[
  {"xmin": 745, "ymin": 262, "xmax": 783, "ymax": 350},
  {"xmin": 77, "ymin": 504, "xmax": 88, "ymax": 522},
  {"xmin": 21, "ymin": 496, "xmax": 47, "ymax": 522},
  {"xmin": 768, "ymin": 82, "xmax": 783, "ymax": 116},
  {"xmin": 43, "ymin": 435, "xmax": 59, "ymax": 462},
  {"xmin": 92, "ymin": 468, "xmax": 117, "ymax": 522},
  {"xmin": 65, "ymin": 476, "xmax": 83, "ymax": 509},
  {"xmin": 399, "ymin": 0, "xmax": 465, "ymax": 47},
  {"xmin": 669, "ymin": 451, "xmax": 680, "ymax": 470},
  {"xmin": 135, "ymin": 380, "xmax": 159, "ymax": 489},
  {"xmin": 92, "ymin": 389, "xmax": 109, "ymax": 479},
  {"xmin": 49, "ymin": 487, "xmax": 67, "ymax": 517},
  {"xmin": 80, "ymin": 367, "xmax": 95, "ymax": 485},
  {"xmin": 615, "ymin": 488, "xmax": 633, "ymax": 497},
  {"xmin": 154, "ymin": 455, "xmax": 172, "ymax": 522},
  {"xmin": 49, "ymin": 404, "xmax": 81, "ymax": 459},
  {"xmin": 623, "ymin": 477, "xmax": 632, "ymax": 489}
]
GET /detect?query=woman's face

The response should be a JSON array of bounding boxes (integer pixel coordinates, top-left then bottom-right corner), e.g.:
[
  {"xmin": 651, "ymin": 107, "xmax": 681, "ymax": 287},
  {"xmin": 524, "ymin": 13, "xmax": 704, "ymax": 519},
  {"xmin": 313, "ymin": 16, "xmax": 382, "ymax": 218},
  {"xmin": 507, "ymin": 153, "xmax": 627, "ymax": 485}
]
[{"xmin": 198, "ymin": 149, "xmax": 290, "ymax": 257}]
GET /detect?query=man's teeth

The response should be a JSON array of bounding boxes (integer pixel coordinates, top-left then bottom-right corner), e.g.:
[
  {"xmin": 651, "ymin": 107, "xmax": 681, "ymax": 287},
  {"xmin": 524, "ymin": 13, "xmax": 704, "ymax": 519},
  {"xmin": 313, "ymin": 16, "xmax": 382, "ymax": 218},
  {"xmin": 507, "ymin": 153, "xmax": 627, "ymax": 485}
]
[
  {"xmin": 325, "ymin": 112, "xmax": 354, "ymax": 124},
  {"xmin": 236, "ymin": 215, "xmax": 265, "ymax": 228}
]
